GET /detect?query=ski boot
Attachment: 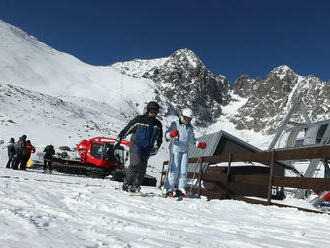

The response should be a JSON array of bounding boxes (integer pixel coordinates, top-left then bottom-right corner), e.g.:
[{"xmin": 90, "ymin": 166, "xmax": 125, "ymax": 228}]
[
  {"xmin": 165, "ymin": 190, "xmax": 174, "ymax": 198},
  {"xmin": 175, "ymin": 190, "xmax": 189, "ymax": 201},
  {"xmin": 122, "ymin": 183, "xmax": 130, "ymax": 192},
  {"xmin": 129, "ymin": 185, "xmax": 141, "ymax": 194}
]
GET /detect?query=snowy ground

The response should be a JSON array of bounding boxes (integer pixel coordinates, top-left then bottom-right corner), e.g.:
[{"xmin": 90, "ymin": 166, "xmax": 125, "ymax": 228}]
[
  {"xmin": 1, "ymin": 166, "xmax": 330, "ymax": 248},
  {"xmin": 1, "ymin": 86, "xmax": 329, "ymax": 247}
]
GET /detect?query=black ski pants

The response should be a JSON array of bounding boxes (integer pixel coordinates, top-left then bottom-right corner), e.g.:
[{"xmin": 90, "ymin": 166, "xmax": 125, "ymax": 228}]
[
  {"xmin": 12, "ymin": 153, "xmax": 23, "ymax": 170},
  {"xmin": 44, "ymin": 158, "xmax": 53, "ymax": 172},
  {"xmin": 6, "ymin": 154, "xmax": 15, "ymax": 168},
  {"xmin": 20, "ymin": 154, "xmax": 30, "ymax": 170},
  {"xmin": 124, "ymin": 152, "xmax": 148, "ymax": 187}
]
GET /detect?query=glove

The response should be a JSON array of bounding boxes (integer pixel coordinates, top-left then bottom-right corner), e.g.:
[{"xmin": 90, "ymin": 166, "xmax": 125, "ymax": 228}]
[
  {"xmin": 149, "ymin": 146, "xmax": 159, "ymax": 156},
  {"xmin": 170, "ymin": 129, "xmax": 179, "ymax": 138},
  {"xmin": 197, "ymin": 142, "xmax": 207, "ymax": 149}
]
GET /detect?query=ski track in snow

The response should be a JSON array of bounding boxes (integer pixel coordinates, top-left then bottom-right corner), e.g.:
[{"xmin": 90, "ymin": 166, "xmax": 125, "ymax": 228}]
[{"xmin": 1, "ymin": 167, "xmax": 330, "ymax": 248}]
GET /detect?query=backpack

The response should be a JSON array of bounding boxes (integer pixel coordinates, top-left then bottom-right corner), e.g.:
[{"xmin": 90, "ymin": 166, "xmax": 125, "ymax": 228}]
[{"xmin": 44, "ymin": 145, "xmax": 55, "ymax": 157}]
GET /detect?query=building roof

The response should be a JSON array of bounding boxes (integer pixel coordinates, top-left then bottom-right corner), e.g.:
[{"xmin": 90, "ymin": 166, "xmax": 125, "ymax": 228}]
[{"xmin": 187, "ymin": 130, "xmax": 263, "ymax": 174}]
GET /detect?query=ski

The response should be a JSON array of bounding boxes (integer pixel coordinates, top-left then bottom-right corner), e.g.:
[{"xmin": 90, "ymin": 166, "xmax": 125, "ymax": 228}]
[
  {"xmin": 177, "ymin": 193, "xmax": 192, "ymax": 201},
  {"xmin": 162, "ymin": 191, "xmax": 193, "ymax": 200},
  {"xmin": 115, "ymin": 187, "xmax": 146, "ymax": 197},
  {"xmin": 177, "ymin": 195, "xmax": 183, "ymax": 201},
  {"xmin": 161, "ymin": 138, "xmax": 175, "ymax": 195}
]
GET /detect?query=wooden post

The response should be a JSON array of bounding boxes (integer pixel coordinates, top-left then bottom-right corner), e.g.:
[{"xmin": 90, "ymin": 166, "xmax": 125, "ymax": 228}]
[
  {"xmin": 267, "ymin": 151, "xmax": 275, "ymax": 205},
  {"xmin": 198, "ymin": 157, "xmax": 203, "ymax": 198},
  {"xmin": 225, "ymin": 153, "xmax": 232, "ymax": 199}
]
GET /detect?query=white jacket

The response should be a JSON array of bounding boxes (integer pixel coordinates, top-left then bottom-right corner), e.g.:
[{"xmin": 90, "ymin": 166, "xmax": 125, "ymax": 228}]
[{"xmin": 165, "ymin": 120, "xmax": 197, "ymax": 153}]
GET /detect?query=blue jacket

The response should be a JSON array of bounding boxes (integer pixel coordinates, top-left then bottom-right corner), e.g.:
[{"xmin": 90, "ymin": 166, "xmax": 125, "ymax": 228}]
[{"xmin": 118, "ymin": 114, "xmax": 163, "ymax": 157}]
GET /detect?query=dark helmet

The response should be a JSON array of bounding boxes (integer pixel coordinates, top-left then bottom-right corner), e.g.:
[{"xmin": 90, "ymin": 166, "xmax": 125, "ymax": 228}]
[
  {"xmin": 146, "ymin": 101, "xmax": 160, "ymax": 113},
  {"xmin": 22, "ymin": 135, "xmax": 27, "ymax": 140},
  {"xmin": 10, "ymin": 137, "xmax": 15, "ymax": 143}
]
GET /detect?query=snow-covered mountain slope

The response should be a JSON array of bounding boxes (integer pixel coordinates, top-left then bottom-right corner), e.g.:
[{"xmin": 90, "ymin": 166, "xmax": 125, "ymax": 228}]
[
  {"xmin": 0, "ymin": 82, "xmax": 125, "ymax": 154},
  {"xmin": 232, "ymin": 65, "xmax": 330, "ymax": 134},
  {"xmin": 0, "ymin": 19, "xmax": 156, "ymax": 113}
]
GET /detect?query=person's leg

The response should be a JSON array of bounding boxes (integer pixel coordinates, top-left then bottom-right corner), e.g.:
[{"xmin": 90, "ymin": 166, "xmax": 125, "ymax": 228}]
[
  {"xmin": 20, "ymin": 155, "xmax": 25, "ymax": 170},
  {"xmin": 167, "ymin": 152, "xmax": 183, "ymax": 191},
  {"xmin": 11, "ymin": 156, "xmax": 17, "ymax": 169},
  {"xmin": 178, "ymin": 152, "xmax": 188, "ymax": 192},
  {"xmin": 20, "ymin": 155, "xmax": 28, "ymax": 170},
  {"xmin": 6, "ymin": 155, "xmax": 13, "ymax": 168},
  {"xmin": 48, "ymin": 160, "xmax": 53, "ymax": 173},
  {"xmin": 124, "ymin": 152, "xmax": 141, "ymax": 186},
  {"xmin": 134, "ymin": 156, "xmax": 147, "ymax": 187},
  {"xmin": 43, "ymin": 159, "xmax": 47, "ymax": 172},
  {"xmin": 13, "ymin": 154, "xmax": 21, "ymax": 170}
]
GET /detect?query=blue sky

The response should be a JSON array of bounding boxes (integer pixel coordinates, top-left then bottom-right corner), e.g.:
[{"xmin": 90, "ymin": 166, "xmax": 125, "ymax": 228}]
[{"xmin": 1, "ymin": 0, "xmax": 330, "ymax": 83}]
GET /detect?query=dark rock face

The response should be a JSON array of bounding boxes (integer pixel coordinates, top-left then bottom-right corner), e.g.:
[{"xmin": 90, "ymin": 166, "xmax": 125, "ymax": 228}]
[
  {"xmin": 231, "ymin": 66, "xmax": 330, "ymax": 134},
  {"xmin": 111, "ymin": 49, "xmax": 232, "ymax": 127}
]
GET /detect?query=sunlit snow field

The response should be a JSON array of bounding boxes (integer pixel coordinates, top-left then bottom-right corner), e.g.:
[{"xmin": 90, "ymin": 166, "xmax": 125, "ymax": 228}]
[{"xmin": 1, "ymin": 166, "xmax": 330, "ymax": 248}]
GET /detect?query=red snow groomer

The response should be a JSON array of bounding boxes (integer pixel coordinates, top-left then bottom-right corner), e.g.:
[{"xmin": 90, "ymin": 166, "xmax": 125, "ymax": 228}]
[
  {"xmin": 77, "ymin": 137, "xmax": 130, "ymax": 169},
  {"xmin": 52, "ymin": 136, "xmax": 157, "ymax": 186}
]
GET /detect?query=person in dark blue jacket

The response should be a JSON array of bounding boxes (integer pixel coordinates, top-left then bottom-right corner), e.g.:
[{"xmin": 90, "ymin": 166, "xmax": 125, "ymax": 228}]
[
  {"xmin": 6, "ymin": 138, "xmax": 16, "ymax": 169},
  {"xmin": 116, "ymin": 101, "xmax": 163, "ymax": 193}
]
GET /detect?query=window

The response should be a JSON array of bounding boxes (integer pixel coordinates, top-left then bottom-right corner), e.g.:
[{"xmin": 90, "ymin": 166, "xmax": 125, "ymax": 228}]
[
  {"xmin": 90, "ymin": 143, "xmax": 103, "ymax": 159},
  {"xmin": 104, "ymin": 143, "xmax": 125, "ymax": 163}
]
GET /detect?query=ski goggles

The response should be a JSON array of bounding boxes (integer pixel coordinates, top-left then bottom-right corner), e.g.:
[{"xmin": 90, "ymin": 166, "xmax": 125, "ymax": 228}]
[
  {"xmin": 149, "ymin": 109, "xmax": 159, "ymax": 115},
  {"xmin": 182, "ymin": 116, "xmax": 192, "ymax": 122}
]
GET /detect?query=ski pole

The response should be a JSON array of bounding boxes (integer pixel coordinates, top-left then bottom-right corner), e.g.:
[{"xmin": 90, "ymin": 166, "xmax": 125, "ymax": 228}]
[
  {"xmin": 189, "ymin": 156, "xmax": 202, "ymax": 195},
  {"xmin": 161, "ymin": 138, "xmax": 174, "ymax": 196},
  {"xmin": 189, "ymin": 147, "xmax": 206, "ymax": 195}
]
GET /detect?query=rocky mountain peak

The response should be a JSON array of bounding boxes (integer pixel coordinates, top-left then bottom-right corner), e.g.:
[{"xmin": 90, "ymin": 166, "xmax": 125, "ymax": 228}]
[
  {"xmin": 233, "ymin": 75, "xmax": 256, "ymax": 98},
  {"xmin": 267, "ymin": 65, "xmax": 297, "ymax": 82},
  {"xmin": 168, "ymin": 48, "xmax": 201, "ymax": 69},
  {"xmin": 111, "ymin": 49, "xmax": 232, "ymax": 127},
  {"xmin": 230, "ymin": 65, "xmax": 330, "ymax": 135}
]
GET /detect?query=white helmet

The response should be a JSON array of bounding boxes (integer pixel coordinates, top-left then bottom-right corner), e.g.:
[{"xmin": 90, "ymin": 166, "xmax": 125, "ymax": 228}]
[
  {"xmin": 181, "ymin": 108, "xmax": 193, "ymax": 124},
  {"xmin": 182, "ymin": 108, "xmax": 193, "ymax": 118}
]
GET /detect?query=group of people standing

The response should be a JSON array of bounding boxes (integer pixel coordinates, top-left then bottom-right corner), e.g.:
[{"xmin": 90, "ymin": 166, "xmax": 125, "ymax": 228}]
[
  {"xmin": 6, "ymin": 135, "xmax": 55, "ymax": 173},
  {"xmin": 116, "ymin": 101, "xmax": 207, "ymax": 197},
  {"xmin": 6, "ymin": 135, "xmax": 36, "ymax": 170}
]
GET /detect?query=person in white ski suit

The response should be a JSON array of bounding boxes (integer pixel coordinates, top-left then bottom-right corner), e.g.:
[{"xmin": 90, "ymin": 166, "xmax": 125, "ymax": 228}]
[{"xmin": 165, "ymin": 108, "xmax": 207, "ymax": 197}]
